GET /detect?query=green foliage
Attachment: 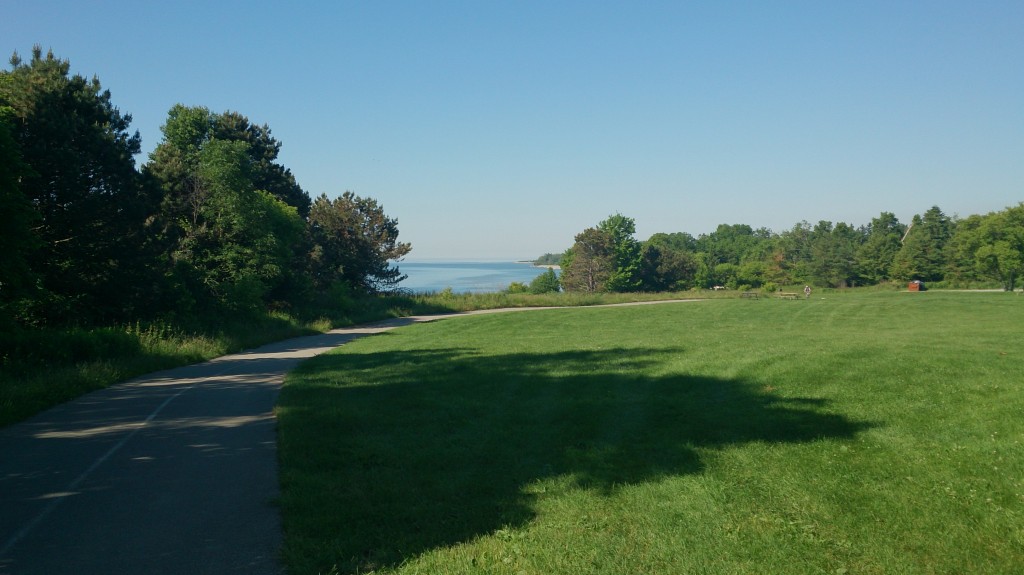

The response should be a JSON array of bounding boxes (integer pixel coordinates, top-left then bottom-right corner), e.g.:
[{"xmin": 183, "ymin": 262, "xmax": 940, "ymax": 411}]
[
  {"xmin": 307, "ymin": 192, "xmax": 412, "ymax": 294},
  {"xmin": 970, "ymin": 204, "xmax": 1024, "ymax": 291},
  {"xmin": 213, "ymin": 110, "xmax": 311, "ymax": 216},
  {"xmin": 528, "ymin": 268, "xmax": 560, "ymax": 294},
  {"xmin": 533, "ymin": 253, "xmax": 564, "ymax": 266},
  {"xmin": 161, "ymin": 137, "xmax": 305, "ymax": 315},
  {"xmin": 0, "ymin": 313, "xmax": 324, "ymax": 426},
  {"xmin": 559, "ymin": 204, "xmax": 1019, "ymax": 294},
  {"xmin": 713, "ymin": 262, "xmax": 740, "ymax": 289},
  {"xmin": 638, "ymin": 238, "xmax": 698, "ymax": 291},
  {"xmin": 696, "ymin": 224, "xmax": 771, "ymax": 268},
  {"xmin": 855, "ymin": 212, "xmax": 904, "ymax": 283},
  {"xmin": 1, "ymin": 46, "xmax": 157, "ymax": 324},
  {"xmin": 505, "ymin": 281, "xmax": 530, "ymax": 294},
  {"xmin": 561, "ymin": 214, "xmax": 645, "ymax": 293},
  {"xmin": 0, "ymin": 106, "xmax": 38, "ymax": 321},
  {"xmin": 891, "ymin": 206, "xmax": 953, "ymax": 282},
  {"xmin": 736, "ymin": 259, "xmax": 768, "ymax": 288},
  {"xmin": 560, "ymin": 227, "xmax": 614, "ymax": 292},
  {"xmin": 647, "ymin": 231, "xmax": 697, "ymax": 252},
  {"xmin": 597, "ymin": 213, "xmax": 643, "ymax": 292},
  {"xmin": 807, "ymin": 220, "xmax": 862, "ymax": 287},
  {"xmin": 1, "ymin": 45, "xmax": 415, "ymax": 342}
]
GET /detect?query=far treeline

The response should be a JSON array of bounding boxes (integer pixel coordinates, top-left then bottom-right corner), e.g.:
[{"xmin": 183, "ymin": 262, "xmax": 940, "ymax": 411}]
[
  {"xmin": 536, "ymin": 205, "xmax": 1023, "ymax": 294},
  {"xmin": 0, "ymin": 47, "xmax": 411, "ymax": 331}
]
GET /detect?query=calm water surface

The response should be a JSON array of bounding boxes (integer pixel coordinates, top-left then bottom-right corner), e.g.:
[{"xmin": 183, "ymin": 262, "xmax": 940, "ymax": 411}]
[{"xmin": 397, "ymin": 261, "xmax": 555, "ymax": 294}]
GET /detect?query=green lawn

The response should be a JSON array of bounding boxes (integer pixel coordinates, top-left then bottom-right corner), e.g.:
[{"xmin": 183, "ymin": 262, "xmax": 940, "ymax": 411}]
[{"xmin": 277, "ymin": 292, "xmax": 1024, "ymax": 574}]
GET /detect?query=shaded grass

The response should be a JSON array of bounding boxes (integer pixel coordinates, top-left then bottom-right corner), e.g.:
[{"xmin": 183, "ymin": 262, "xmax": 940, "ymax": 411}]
[{"xmin": 278, "ymin": 292, "xmax": 1024, "ymax": 574}]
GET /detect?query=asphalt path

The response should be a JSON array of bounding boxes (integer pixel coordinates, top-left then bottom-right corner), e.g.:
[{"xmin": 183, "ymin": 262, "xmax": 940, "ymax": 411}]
[
  {"xmin": 0, "ymin": 300, "xmax": 697, "ymax": 574},
  {"xmin": 0, "ymin": 316, "xmax": 438, "ymax": 575}
]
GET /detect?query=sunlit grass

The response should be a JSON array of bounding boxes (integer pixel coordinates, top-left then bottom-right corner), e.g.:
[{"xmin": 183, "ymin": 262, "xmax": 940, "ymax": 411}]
[{"xmin": 278, "ymin": 292, "xmax": 1024, "ymax": 574}]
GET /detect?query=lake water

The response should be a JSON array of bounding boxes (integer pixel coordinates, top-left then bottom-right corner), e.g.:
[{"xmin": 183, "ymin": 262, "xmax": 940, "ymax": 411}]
[{"xmin": 396, "ymin": 261, "xmax": 556, "ymax": 294}]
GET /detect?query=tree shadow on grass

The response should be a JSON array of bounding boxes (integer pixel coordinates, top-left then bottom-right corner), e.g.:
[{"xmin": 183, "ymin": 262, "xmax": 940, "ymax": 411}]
[{"xmin": 278, "ymin": 344, "xmax": 872, "ymax": 574}]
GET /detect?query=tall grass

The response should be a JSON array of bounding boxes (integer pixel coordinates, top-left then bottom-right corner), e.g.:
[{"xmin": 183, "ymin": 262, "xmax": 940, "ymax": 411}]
[
  {"xmin": 278, "ymin": 291, "xmax": 1024, "ymax": 574},
  {"xmin": 0, "ymin": 312, "xmax": 327, "ymax": 427}
]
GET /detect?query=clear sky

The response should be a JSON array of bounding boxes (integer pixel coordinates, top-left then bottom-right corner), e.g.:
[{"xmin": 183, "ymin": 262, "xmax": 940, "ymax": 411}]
[{"xmin": 5, "ymin": 1, "xmax": 1022, "ymax": 260}]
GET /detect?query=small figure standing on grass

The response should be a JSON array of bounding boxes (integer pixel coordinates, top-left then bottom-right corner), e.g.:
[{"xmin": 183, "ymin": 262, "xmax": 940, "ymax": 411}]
[{"xmin": 804, "ymin": 285, "xmax": 812, "ymax": 299}]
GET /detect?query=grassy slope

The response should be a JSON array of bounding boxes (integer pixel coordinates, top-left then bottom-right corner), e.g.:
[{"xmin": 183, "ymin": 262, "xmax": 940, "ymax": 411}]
[{"xmin": 278, "ymin": 292, "xmax": 1024, "ymax": 575}]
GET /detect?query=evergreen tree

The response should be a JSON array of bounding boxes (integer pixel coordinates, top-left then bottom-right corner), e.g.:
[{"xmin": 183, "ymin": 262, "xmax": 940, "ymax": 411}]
[
  {"xmin": 891, "ymin": 206, "xmax": 952, "ymax": 282},
  {"xmin": 1, "ymin": 47, "xmax": 156, "ymax": 323},
  {"xmin": 0, "ymin": 106, "xmax": 38, "ymax": 322},
  {"xmin": 308, "ymin": 192, "xmax": 411, "ymax": 294},
  {"xmin": 213, "ymin": 111, "xmax": 311, "ymax": 217},
  {"xmin": 806, "ymin": 221, "xmax": 863, "ymax": 287},
  {"xmin": 855, "ymin": 212, "xmax": 904, "ymax": 284},
  {"xmin": 943, "ymin": 213, "xmax": 985, "ymax": 286}
]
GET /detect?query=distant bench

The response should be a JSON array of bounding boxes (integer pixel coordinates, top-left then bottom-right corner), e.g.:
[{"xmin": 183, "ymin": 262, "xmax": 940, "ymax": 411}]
[
  {"xmin": 778, "ymin": 292, "xmax": 801, "ymax": 300},
  {"xmin": 741, "ymin": 291, "xmax": 759, "ymax": 299}
]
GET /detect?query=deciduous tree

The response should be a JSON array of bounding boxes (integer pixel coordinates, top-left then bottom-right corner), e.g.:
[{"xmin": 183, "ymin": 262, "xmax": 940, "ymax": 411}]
[
  {"xmin": 598, "ymin": 213, "xmax": 642, "ymax": 292},
  {"xmin": 638, "ymin": 239, "xmax": 697, "ymax": 291},
  {"xmin": 560, "ymin": 227, "xmax": 614, "ymax": 292},
  {"xmin": 972, "ymin": 205, "xmax": 1024, "ymax": 291},
  {"xmin": 148, "ymin": 108, "xmax": 309, "ymax": 314}
]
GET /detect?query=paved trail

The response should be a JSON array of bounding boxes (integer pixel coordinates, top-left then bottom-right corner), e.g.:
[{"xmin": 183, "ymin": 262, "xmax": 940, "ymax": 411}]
[
  {"xmin": 0, "ymin": 301, "xmax": 696, "ymax": 574},
  {"xmin": 0, "ymin": 317, "xmax": 440, "ymax": 575}
]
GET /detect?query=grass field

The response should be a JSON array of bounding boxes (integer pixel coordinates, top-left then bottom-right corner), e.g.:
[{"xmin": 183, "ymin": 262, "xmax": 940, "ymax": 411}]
[{"xmin": 277, "ymin": 291, "xmax": 1024, "ymax": 574}]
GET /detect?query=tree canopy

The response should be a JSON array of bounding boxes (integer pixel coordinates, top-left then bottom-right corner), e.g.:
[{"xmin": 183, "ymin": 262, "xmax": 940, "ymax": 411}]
[
  {"xmin": 1, "ymin": 47, "xmax": 156, "ymax": 323},
  {"xmin": 4, "ymin": 44, "xmax": 1019, "ymax": 329},
  {"xmin": 1, "ymin": 47, "xmax": 412, "ymax": 328},
  {"xmin": 559, "ymin": 204, "xmax": 1023, "ymax": 293},
  {"xmin": 308, "ymin": 192, "xmax": 412, "ymax": 294}
]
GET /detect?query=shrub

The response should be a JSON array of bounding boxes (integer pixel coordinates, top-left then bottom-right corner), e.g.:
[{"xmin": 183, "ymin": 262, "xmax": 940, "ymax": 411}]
[
  {"xmin": 505, "ymin": 282, "xmax": 529, "ymax": 294},
  {"xmin": 529, "ymin": 268, "xmax": 561, "ymax": 294}
]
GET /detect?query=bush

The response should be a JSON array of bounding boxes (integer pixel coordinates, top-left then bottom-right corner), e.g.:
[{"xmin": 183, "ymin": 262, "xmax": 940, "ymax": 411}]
[
  {"xmin": 529, "ymin": 268, "xmax": 561, "ymax": 294},
  {"xmin": 505, "ymin": 282, "xmax": 529, "ymax": 294}
]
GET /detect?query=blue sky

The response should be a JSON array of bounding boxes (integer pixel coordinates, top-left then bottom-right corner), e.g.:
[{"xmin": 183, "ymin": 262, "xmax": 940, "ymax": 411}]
[{"xmin": 5, "ymin": 1, "xmax": 1022, "ymax": 260}]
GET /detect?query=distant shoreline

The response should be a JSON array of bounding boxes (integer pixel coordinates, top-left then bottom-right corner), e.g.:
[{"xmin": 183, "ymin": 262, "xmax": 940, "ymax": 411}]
[{"xmin": 517, "ymin": 260, "xmax": 561, "ymax": 270}]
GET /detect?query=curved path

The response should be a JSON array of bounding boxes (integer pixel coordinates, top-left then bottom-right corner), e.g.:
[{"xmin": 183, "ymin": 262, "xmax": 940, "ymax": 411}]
[
  {"xmin": 0, "ymin": 316, "xmax": 441, "ymax": 575},
  {"xmin": 0, "ymin": 302, "xmax": 695, "ymax": 574}
]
